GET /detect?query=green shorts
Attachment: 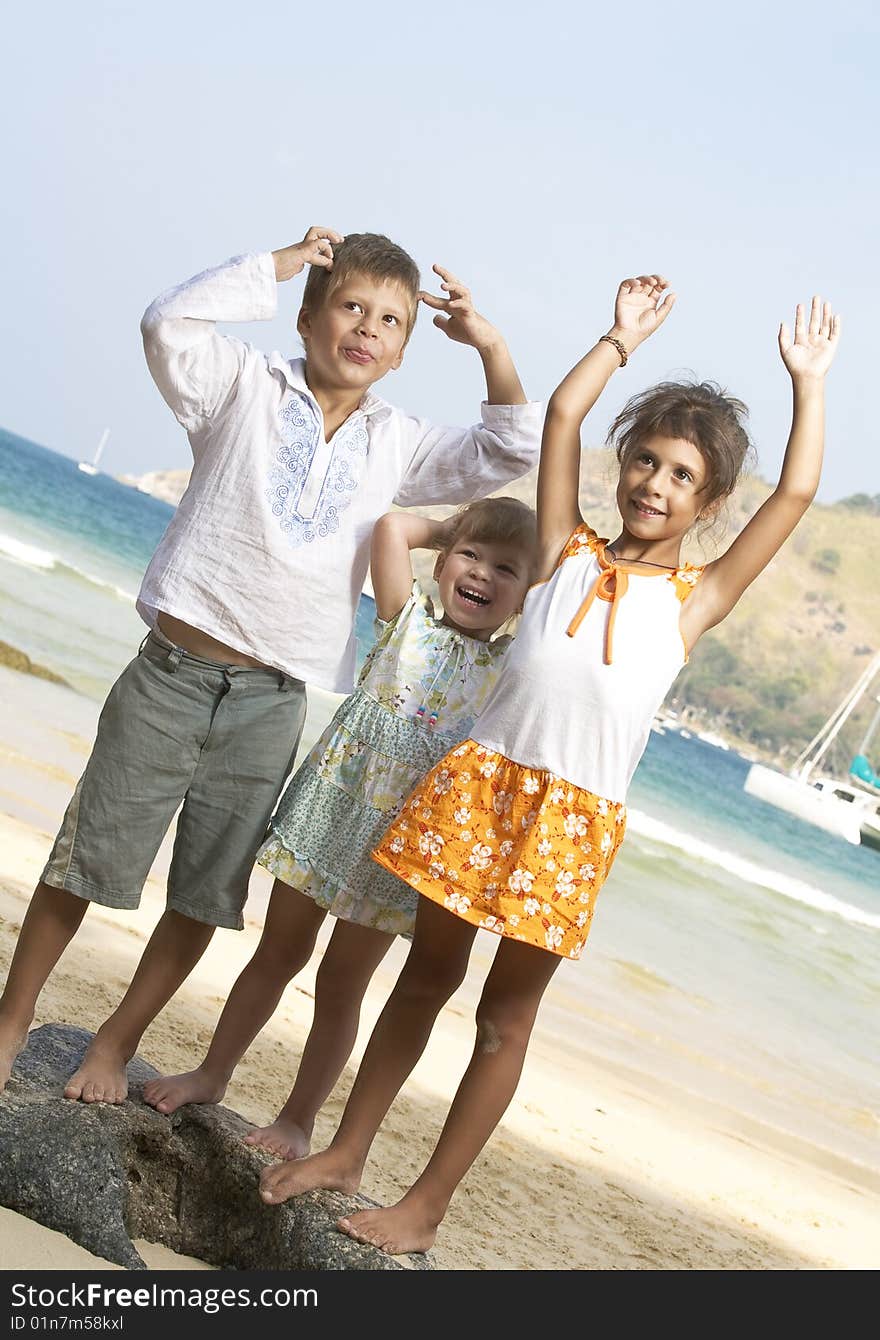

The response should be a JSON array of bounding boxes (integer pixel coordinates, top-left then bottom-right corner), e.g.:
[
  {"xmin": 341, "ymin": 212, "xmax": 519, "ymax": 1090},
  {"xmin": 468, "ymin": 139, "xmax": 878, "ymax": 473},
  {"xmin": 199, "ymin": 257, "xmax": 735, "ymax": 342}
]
[{"xmin": 40, "ymin": 630, "xmax": 306, "ymax": 929}]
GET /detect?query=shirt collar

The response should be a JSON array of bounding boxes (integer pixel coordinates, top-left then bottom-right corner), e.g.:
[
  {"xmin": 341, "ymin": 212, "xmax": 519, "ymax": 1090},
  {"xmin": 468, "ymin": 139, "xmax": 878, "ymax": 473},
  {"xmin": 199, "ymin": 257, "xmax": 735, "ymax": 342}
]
[{"xmin": 267, "ymin": 355, "xmax": 394, "ymax": 423}]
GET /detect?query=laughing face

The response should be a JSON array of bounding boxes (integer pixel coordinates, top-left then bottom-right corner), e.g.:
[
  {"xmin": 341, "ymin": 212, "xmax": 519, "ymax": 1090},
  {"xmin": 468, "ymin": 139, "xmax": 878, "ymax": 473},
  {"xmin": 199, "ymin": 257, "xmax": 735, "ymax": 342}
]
[
  {"xmin": 297, "ymin": 272, "xmax": 413, "ymax": 396},
  {"xmin": 434, "ymin": 535, "xmax": 531, "ymax": 640}
]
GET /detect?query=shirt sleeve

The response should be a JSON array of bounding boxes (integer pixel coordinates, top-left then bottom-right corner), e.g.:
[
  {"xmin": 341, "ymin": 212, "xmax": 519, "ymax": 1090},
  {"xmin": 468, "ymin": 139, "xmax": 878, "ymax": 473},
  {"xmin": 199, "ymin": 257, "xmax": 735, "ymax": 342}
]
[
  {"xmin": 140, "ymin": 252, "xmax": 278, "ymax": 433},
  {"xmin": 391, "ymin": 401, "xmax": 543, "ymax": 507}
]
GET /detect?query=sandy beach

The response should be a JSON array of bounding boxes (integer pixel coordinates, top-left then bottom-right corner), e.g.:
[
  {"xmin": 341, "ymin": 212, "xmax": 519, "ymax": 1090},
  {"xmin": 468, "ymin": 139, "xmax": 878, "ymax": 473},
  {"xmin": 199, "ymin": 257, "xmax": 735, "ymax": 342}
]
[{"xmin": 1, "ymin": 663, "xmax": 877, "ymax": 1272}]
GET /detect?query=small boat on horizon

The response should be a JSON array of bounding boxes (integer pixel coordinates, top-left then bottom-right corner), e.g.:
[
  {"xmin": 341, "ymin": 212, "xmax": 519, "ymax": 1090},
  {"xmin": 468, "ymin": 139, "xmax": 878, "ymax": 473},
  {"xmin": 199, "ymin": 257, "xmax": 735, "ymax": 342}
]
[
  {"xmin": 78, "ymin": 428, "xmax": 110, "ymax": 477},
  {"xmin": 696, "ymin": 729, "xmax": 730, "ymax": 751}
]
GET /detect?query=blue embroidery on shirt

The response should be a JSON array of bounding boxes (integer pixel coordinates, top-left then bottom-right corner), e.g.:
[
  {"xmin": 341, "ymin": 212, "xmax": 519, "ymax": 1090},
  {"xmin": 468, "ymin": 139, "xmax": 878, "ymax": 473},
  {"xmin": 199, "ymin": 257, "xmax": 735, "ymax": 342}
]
[{"xmin": 267, "ymin": 392, "xmax": 370, "ymax": 547}]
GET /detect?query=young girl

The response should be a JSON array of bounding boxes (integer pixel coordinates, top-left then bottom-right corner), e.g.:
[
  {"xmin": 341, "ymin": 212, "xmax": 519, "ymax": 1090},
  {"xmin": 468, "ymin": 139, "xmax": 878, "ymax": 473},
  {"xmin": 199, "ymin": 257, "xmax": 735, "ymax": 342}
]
[
  {"xmin": 257, "ymin": 274, "xmax": 841, "ymax": 1254},
  {"xmin": 143, "ymin": 497, "xmax": 535, "ymax": 1155}
]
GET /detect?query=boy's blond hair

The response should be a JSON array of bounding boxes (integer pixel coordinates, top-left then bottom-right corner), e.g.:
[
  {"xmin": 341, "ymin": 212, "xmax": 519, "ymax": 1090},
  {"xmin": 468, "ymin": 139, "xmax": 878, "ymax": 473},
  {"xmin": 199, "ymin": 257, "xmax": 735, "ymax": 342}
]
[{"xmin": 301, "ymin": 233, "xmax": 421, "ymax": 338}]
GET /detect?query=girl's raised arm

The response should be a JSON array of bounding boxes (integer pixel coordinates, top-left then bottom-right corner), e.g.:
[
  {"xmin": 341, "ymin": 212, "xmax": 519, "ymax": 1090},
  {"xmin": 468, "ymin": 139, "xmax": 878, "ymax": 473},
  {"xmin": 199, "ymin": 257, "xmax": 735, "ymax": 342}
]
[
  {"xmin": 690, "ymin": 297, "xmax": 841, "ymax": 639},
  {"xmin": 369, "ymin": 512, "xmax": 452, "ymax": 622},
  {"xmin": 536, "ymin": 275, "xmax": 676, "ymax": 578}
]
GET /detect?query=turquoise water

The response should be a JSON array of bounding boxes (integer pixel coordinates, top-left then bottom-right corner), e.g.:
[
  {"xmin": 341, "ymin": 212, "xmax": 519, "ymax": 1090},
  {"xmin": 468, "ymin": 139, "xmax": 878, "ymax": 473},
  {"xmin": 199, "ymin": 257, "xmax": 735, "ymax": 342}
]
[
  {"xmin": 1, "ymin": 425, "xmax": 877, "ymax": 1168},
  {"xmin": 0, "ymin": 428, "xmax": 378, "ymax": 698}
]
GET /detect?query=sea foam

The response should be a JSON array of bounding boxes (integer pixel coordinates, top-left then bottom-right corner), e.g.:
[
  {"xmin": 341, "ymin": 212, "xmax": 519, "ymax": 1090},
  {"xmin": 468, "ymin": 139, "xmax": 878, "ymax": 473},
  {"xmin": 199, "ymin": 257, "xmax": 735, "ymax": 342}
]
[
  {"xmin": 0, "ymin": 533, "xmax": 55, "ymax": 570},
  {"xmin": 0, "ymin": 531, "xmax": 136, "ymax": 602},
  {"xmin": 627, "ymin": 808, "xmax": 880, "ymax": 932}
]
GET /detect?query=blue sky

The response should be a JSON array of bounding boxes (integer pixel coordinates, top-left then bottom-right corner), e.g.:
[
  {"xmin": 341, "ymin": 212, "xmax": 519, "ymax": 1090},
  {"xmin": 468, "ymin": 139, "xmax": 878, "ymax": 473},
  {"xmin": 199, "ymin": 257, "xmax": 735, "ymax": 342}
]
[{"xmin": 2, "ymin": 0, "xmax": 877, "ymax": 500}]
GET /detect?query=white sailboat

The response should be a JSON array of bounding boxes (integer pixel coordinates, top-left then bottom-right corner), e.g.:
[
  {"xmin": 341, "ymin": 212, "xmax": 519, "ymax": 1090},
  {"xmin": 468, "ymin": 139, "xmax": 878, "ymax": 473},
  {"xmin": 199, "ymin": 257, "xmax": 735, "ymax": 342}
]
[
  {"xmin": 78, "ymin": 427, "xmax": 110, "ymax": 476},
  {"xmin": 743, "ymin": 653, "xmax": 880, "ymax": 851}
]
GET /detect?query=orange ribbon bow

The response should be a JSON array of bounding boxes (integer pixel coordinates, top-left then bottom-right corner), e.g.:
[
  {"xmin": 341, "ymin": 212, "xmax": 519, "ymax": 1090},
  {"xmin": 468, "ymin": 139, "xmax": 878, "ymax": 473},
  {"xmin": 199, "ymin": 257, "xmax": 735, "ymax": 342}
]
[{"xmin": 565, "ymin": 543, "xmax": 627, "ymax": 664}]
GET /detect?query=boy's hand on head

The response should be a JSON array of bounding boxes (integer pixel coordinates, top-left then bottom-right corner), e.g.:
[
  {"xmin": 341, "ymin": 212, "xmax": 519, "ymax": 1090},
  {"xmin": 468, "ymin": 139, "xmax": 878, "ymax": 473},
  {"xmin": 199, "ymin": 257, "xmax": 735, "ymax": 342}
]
[
  {"xmin": 779, "ymin": 297, "xmax": 841, "ymax": 382},
  {"xmin": 419, "ymin": 265, "xmax": 503, "ymax": 354},
  {"xmin": 609, "ymin": 274, "xmax": 676, "ymax": 352},
  {"xmin": 272, "ymin": 226, "xmax": 345, "ymax": 283}
]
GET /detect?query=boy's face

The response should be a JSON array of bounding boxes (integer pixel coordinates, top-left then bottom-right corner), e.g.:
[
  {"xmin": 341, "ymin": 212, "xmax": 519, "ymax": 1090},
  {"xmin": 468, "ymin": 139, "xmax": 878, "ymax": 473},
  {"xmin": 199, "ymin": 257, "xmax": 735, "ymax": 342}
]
[{"xmin": 298, "ymin": 273, "xmax": 412, "ymax": 395}]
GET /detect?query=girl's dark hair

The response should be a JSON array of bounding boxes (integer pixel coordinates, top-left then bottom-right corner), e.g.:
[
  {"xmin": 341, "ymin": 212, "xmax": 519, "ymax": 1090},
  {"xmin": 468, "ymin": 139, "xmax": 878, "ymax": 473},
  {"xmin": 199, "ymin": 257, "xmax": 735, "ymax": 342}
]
[
  {"xmin": 443, "ymin": 496, "xmax": 537, "ymax": 552},
  {"xmin": 608, "ymin": 380, "xmax": 753, "ymax": 505}
]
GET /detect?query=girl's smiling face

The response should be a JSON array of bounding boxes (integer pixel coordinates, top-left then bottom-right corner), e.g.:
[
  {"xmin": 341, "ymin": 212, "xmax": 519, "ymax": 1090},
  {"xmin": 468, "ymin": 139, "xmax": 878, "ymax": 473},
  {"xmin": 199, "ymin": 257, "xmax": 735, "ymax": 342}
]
[
  {"xmin": 435, "ymin": 536, "xmax": 531, "ymax": 640},
  {"xmin": 616, "ymin": 434, "xmax": 712, "ymax": 547}
]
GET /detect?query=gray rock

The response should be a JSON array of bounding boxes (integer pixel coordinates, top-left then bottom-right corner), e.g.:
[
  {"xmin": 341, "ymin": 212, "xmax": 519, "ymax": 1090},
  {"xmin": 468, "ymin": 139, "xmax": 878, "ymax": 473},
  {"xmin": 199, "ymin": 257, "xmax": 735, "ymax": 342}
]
[{"xmin": 0, "ymin": 1024, "xmax": 434, "ymax": 1271}]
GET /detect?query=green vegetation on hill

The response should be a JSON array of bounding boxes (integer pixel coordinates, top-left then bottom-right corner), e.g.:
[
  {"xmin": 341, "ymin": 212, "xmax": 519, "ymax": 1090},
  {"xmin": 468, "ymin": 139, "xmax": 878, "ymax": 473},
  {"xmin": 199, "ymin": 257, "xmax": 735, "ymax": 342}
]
[
  {"xmin": 838, "ymin": 493, "xmax": 880, "ymax": 515},
  {"xmin": 670, "ymin": 473, "xmax": 879, "ymax": 763}
]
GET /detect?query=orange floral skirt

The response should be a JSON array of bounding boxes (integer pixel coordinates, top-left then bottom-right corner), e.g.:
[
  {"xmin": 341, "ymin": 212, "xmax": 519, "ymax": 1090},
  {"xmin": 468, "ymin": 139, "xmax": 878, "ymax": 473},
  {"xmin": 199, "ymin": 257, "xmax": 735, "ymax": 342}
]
[{"xmin": 372, "ymin": 739, "xmax": 626, "ymax": 960}]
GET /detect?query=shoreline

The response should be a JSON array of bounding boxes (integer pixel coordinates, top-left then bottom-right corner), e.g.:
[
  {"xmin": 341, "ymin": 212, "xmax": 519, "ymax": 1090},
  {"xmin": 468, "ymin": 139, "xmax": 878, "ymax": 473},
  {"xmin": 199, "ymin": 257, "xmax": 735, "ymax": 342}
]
[{"xmin": 1, "ymin": 667, "xmax": 878, "ymax": 1271}]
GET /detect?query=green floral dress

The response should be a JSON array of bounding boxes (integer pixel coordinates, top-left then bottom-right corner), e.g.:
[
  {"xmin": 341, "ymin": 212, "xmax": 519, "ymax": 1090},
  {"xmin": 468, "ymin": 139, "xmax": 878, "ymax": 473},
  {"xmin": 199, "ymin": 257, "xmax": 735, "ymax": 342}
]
[{"xmin": 257, "ymin": 582, "xmax": 512, "ymax": 937}]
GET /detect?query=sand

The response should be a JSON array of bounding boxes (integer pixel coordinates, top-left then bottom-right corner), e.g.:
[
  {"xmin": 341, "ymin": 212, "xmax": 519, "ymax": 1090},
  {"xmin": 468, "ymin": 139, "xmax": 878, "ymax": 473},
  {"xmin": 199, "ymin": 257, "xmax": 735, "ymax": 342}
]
[{"xmin": 0, "ymin": 663, "xmax": 877, "ymax": 1272}]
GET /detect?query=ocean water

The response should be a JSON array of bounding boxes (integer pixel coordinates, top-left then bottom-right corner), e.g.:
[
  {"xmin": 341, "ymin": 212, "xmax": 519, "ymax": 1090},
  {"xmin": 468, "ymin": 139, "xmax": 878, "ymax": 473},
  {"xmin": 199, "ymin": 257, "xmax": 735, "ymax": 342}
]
[{"xmin": 1, "ymin": 426, "xmax": 878, "ymax": 1170}]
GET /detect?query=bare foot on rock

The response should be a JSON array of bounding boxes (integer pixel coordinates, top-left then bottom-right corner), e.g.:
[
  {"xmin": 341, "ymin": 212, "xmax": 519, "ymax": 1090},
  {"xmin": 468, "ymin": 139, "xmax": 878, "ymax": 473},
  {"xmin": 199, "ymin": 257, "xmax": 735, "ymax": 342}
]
[
  {"xmin": 337, "ymin": 1200, "xmax": 439, "ymax": 1256},
  {"xmin": 142, "ymin": 1066, "xmax": 226, "ymax": 1115},
  {"xmin": 64, "ymin": 1037, "xmax": 130, "ymax": 1104},
  {"xmin": 259, "ymin": 1147, "xmax": 362, "ymax": 1204},
  {"xmin": 244, "ymin": 1117, "xmax": 311, "ymax": 1160},
  {"xmin": 0, "ymin": 1018, "xmax": 30, "ymax": 1094}
]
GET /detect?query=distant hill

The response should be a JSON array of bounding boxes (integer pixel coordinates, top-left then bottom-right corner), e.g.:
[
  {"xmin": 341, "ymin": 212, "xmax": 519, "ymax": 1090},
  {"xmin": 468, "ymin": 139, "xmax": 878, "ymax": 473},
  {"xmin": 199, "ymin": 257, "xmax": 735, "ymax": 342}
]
[
  {"xmin": 117, "ymin": 469, "xmax": 190, "ymax": 507},
  {"xmin": 124, "ymin": 452, "xmax": 880, "ymax": 766}
]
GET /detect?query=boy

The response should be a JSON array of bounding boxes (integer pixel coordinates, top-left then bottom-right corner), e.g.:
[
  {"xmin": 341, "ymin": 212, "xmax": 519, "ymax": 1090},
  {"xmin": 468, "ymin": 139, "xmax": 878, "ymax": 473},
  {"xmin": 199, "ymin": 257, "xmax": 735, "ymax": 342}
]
[{"xmin": 0, "ymin": 225, "xmax": 541, "ymax": 1101}]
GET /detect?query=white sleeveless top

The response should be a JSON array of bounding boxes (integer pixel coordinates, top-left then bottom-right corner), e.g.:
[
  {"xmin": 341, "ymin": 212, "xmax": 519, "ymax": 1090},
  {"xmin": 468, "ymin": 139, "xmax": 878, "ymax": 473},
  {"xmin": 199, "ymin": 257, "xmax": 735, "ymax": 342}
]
[{"xmin": 472, "ymin": 525, "xmax": 703, "ymax": 804}]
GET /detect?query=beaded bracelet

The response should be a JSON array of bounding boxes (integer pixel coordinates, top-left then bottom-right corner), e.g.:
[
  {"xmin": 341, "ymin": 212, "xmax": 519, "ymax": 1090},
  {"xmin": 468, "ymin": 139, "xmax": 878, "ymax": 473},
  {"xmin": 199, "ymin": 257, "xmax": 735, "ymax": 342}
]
[{"xmin": 598, "ymin": 334, "xmax": 628, "ymax": 367}]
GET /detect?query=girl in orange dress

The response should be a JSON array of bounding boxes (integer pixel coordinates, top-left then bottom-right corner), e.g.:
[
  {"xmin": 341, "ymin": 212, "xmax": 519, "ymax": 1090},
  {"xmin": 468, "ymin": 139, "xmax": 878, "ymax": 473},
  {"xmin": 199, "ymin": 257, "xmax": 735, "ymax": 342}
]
[{"xmin": 259, "ymin": 275, "xmax": 841, "ymax": 1256}]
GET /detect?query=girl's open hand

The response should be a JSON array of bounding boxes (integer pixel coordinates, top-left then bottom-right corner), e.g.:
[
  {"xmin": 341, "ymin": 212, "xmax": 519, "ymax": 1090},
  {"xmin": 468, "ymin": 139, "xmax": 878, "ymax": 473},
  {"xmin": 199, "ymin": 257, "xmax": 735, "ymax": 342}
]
[
  {"xmin": 779, "ymin": 297, "xmax": 841, "ymax": 382},
  {"xmin": 611, "ymin": 275, "xmax": 676, "ymax": 349}
]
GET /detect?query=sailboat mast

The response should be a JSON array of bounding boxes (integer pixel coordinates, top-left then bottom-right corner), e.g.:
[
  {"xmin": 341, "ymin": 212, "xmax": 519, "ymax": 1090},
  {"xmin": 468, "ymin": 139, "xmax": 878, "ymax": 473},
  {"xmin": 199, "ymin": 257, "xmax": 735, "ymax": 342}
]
[
  {"xmin": 793, "ymin": 653, "xmax": 880, "ymax": 779},
  {"xmin": 94, "ymin": 428, "xmax": 110, "ymax": 466},
  {"xmin": 858, "ymin": 699, "xmax": 880, "ymax": 755}
]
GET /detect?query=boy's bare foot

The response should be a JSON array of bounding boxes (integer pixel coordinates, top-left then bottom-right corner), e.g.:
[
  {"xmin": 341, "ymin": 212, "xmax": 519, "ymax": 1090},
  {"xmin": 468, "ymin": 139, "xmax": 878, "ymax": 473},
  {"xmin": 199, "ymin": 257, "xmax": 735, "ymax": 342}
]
[
  {"xmin": 244, "ymin": 1118, "xmax": 311, "ymax": 1160},
  {"xmin": 0, "ymin": 1020, "xmax": 30, "ymax": 1094},
  {"xmin": 142, "ymin": 1067, "xmax": 227, "ymax": 1115},
  {"xmin": 259, "ymin": 1148, "xmax": 362, "ymax": 1204},
  {"xmin": 64, "ymin": 1037, "xmax": 130, "ymax": 1104},
  {"xmin": 336, "ymin": 1201, "xmax": 439, "ymax": 1256}
]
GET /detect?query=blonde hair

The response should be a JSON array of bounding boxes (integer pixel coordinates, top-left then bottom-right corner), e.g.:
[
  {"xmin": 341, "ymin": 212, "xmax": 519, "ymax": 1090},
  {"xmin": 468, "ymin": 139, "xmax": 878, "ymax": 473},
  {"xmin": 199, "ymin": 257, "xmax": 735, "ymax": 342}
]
[
  {"xmin": 442, "ymin": 497, "xmax": 537, "ymax": 555},
  {"xmin": 300, "ymin": 233, "xmax": 421, "ymax": 338}
]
